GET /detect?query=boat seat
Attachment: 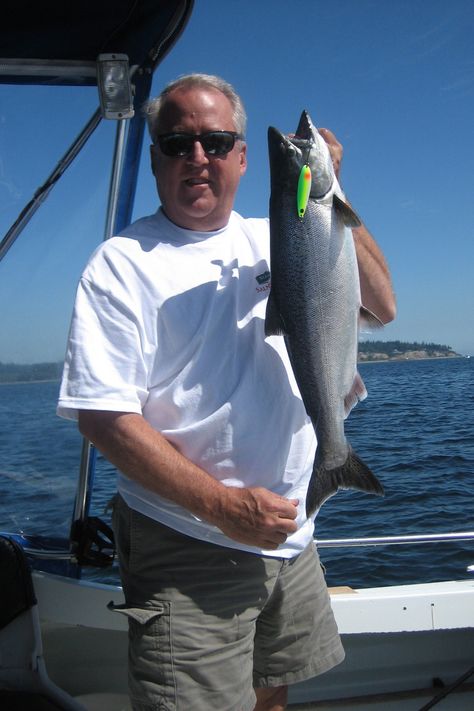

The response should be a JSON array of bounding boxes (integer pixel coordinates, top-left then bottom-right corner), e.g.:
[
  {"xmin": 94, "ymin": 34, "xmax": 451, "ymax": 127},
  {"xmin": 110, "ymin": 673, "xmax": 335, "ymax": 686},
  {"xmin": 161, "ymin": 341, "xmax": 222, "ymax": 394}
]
[{"xmin": 0, "ymin": 534, "xmax": 86, "ymax": 710}]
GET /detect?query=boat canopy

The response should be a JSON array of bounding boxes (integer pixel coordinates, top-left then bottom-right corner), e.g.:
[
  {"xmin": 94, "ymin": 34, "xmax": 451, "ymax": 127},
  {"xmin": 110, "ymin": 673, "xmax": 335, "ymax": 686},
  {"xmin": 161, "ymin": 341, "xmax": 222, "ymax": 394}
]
[{"xmin": 0, "ymin": 0, "xmax": 194, "ymax": 86}]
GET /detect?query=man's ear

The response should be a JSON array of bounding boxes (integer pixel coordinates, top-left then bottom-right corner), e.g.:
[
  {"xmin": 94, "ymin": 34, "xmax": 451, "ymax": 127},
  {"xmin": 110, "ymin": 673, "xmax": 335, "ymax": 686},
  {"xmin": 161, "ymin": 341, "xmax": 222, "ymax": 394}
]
[
  {"xmin": 150, "ymin": 144, "xmax": 159, "ymax": 176},
  {"xmin": 239, "ymin": 143, "xmax": 247, "ymax": 176}
]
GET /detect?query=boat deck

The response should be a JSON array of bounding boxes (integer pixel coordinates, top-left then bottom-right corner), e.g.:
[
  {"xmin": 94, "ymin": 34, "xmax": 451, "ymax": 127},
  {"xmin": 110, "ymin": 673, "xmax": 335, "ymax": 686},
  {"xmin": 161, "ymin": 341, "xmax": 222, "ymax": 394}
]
[
  {"xmin": 73, "ymin": 685, "xmax": 474, "ymax": 710},
  {"xmin": 289, "ymin": 685, "xmax": 474, "ymax": 710}
]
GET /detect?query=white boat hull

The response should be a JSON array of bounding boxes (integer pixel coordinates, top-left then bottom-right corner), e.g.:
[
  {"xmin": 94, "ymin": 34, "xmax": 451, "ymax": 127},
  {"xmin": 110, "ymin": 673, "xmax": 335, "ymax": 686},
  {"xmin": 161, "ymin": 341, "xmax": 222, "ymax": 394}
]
[{"xmin": 33, "ymin": 572, "xmax": 474, "ymax": 709}]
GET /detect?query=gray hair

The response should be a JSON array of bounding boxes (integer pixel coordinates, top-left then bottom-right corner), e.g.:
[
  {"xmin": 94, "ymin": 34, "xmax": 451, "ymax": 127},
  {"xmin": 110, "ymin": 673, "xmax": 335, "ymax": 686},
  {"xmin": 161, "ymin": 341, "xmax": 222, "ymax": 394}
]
[{"xmin": 144, "ymin": 73, "xmax": 247, "ymax": 143}]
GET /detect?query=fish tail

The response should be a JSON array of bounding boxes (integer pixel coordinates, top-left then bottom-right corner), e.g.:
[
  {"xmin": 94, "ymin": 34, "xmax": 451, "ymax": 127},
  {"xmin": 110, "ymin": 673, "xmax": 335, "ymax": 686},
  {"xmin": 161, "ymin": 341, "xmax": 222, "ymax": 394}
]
[{"xmin": 306, "ymin": 449, "xmax": 384, "ymax": 516}]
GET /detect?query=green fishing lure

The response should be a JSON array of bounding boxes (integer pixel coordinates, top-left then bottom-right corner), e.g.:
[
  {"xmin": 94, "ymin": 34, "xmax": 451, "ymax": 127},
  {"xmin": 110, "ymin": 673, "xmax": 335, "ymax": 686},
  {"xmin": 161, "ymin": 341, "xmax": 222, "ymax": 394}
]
[{"xmin": 297, "ymin": 164, "xmax": 311, "ymax": 218}]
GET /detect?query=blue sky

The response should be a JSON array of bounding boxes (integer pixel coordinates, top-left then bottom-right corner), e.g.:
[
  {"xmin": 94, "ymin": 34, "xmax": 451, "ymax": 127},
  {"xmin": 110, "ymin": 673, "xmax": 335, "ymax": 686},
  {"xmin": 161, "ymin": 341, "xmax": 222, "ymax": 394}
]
[{"xmin": 1, "ymin": 0, "xmax": 473, "ymax": 362}]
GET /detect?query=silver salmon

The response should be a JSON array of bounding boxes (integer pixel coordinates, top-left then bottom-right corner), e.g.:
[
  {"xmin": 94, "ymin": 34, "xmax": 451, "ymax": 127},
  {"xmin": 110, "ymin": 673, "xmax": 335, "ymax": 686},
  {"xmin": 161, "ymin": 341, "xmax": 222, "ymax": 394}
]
[{"xmin": 265, "ymin": 111, "xmax": 384, "ymax": 516}]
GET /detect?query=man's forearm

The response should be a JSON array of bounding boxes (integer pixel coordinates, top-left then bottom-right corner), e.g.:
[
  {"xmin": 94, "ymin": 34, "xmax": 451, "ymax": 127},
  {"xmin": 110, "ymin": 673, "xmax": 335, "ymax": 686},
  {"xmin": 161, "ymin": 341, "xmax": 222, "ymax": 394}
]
[
  {"xmin": 79, "ymin": 410, "xmax": 223, "ymax": 520},
  {"xmin": 353, "ymin": 223, "xmax": 396, "ymax": 324},
  {"xmin": 78, "ymin": 410, "xmax": 298, "ymax": 549}
]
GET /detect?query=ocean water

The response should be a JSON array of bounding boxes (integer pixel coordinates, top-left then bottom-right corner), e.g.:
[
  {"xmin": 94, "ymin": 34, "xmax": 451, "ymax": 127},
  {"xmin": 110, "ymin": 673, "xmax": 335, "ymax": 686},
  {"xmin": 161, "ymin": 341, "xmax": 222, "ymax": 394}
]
[{"xmin": 0, "ymin": 357, "xmax": 473, "ymax": 589}]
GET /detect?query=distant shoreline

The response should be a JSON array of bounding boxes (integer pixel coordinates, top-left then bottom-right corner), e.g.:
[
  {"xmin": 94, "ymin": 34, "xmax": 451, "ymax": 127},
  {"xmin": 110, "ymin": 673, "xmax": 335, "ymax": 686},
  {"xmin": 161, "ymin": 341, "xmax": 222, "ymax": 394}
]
[
  {"xmin": 0, "ymin": 378, "xmax": 60, "ymax": 385},
  {"xmin": 358, "ymin": 354, "xmax": 464, "ymax": 364},
  {"xmin": 0, "ymin": 355, "xmax": 467, "ymax": 384}
]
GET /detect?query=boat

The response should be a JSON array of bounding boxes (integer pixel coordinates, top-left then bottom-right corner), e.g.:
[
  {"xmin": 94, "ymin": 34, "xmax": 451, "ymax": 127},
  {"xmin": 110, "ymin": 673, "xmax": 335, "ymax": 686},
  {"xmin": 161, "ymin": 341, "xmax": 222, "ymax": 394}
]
[
  {"xmin": 1, "ymin": 2, "xmax": 473, "ymax": 709},
  {"xmin": 2, "ymin": 532, "xmax": 473, "ymax": 710}
]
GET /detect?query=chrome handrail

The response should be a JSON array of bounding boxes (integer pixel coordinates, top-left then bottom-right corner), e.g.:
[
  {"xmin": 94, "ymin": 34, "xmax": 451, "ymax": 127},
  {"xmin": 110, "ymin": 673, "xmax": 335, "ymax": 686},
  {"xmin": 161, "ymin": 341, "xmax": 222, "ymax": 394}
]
[
  {"xmin": 317, "ymin": 531, "xmax": 474, "ymax": 548},
  {"xmin": 6, "ymin": 530, "xmax": 472, "ymax": 562},
  {"xmin": 72, "ymin": 117, "xmax": 130, "ymax": 545}
]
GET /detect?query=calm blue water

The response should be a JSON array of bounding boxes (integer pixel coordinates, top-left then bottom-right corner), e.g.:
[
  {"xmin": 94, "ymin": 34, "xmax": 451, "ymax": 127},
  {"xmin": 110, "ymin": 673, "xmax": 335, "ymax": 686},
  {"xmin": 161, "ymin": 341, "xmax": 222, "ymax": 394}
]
[{"xmin": 1, "ymin": 357, "xmax": 473, "ymax": 588}]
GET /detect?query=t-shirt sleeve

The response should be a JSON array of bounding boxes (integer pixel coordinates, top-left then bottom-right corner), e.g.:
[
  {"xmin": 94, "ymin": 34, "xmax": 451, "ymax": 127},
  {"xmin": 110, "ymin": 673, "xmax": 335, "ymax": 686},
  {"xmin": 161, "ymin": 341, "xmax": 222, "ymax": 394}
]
[{"xmin": 57, "ymin": 275, "xmax": 150, "ymax": 420}]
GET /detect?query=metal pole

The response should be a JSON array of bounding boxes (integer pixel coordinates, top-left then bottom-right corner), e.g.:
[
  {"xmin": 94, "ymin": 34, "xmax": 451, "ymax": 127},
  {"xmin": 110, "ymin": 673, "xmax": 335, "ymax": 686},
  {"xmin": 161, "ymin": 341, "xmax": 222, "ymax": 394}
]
[
  {"xmin": 72, "ymin": 436, "xmax": 97, "ymax": 527},
  {"xmin": 104, "ymin": 119, "xmax": 129, "ymax": 239},
  {"xmin": 71, "ymin": 118, "xmax": 130, "ymax": 546},
  {"xmin": 316, "ymin": 531, "xmax": 474, "ymax": 548},
  {"xmin": 114, "ymin": 70, "xmax": 152, "ymax": 231},
  {"xmin": 0, "ymin": 108, "xmax": 102, "ymax": 262}
]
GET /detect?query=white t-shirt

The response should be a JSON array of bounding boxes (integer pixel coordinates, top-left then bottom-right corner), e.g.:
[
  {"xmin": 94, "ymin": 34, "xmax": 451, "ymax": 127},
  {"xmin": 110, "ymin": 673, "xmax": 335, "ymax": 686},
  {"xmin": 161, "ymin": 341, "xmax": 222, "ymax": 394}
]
[{"xmin": 58, "ymin": 209, "xmax": 317, "ymax": 557}]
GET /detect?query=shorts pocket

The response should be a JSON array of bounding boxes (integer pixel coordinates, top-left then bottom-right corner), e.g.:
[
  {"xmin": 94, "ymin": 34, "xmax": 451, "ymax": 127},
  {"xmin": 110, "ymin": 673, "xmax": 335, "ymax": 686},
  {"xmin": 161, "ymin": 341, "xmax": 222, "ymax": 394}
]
[{"xmin": 109, "ymin": 601, "xmax": 176, "ymax": 710}]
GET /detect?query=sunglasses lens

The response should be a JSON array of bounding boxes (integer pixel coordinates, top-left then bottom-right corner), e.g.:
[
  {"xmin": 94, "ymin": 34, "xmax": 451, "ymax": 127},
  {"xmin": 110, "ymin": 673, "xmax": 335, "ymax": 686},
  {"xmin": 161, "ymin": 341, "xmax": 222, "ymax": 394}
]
[
  {"xmin": 201, "ymin": 132, "xmax": 235, "ymax": 155},
  {"xmin": 159, "ymin": 135, "xmax": 193, "ymax": 156},
  {"xmin": 157, "ymin": 132, "xmax": 239, "ymax": 157}
]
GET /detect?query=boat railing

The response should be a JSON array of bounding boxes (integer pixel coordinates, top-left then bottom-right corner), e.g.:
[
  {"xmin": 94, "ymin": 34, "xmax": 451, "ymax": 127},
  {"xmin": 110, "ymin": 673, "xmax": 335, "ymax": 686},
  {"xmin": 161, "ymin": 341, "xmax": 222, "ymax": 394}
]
[
  {"xmin": 316, "ymin": 531, "xmax": 474, "ymax": 548},
  {"xmin": 4, "ymin": 530, "xmax": 473, "ymax": 564}
]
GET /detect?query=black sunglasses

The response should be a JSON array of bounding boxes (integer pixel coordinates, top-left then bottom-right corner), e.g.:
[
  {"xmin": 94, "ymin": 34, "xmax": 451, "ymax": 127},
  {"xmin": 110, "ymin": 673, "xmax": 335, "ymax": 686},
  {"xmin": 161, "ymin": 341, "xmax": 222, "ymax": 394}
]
[{"xmin": 155, "ymin": 131, "xmax": 244, "ymax": 157}]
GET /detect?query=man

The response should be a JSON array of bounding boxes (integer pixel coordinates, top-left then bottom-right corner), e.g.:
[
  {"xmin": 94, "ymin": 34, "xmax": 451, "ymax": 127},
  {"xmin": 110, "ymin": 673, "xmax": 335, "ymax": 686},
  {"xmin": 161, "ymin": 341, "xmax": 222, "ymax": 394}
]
[{"xmin": 58, "ymin": 74, "xmax": 395, "ymax": 711}]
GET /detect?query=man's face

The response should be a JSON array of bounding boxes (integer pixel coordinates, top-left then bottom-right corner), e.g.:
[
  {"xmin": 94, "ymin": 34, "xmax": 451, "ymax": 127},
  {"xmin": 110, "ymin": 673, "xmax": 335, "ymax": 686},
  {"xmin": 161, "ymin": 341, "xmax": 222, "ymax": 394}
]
[{"xmin": 150, "ymin": 87, "xmax": 247, "ymax": 232}]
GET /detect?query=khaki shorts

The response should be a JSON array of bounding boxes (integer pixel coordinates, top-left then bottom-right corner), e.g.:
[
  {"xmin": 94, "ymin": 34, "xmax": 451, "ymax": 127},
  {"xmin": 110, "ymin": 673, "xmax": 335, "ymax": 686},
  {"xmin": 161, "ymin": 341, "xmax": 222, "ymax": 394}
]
[{"xmin": 112, "ymin": 495, "xmax": 344, "ymax": 711}]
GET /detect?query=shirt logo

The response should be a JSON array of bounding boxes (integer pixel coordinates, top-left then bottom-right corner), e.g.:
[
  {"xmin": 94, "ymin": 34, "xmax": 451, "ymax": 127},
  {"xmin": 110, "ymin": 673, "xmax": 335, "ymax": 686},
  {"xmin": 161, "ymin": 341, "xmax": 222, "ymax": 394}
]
[{"xmin": 256, "ymin": 270, "xmax": 271, "ymax": 285}]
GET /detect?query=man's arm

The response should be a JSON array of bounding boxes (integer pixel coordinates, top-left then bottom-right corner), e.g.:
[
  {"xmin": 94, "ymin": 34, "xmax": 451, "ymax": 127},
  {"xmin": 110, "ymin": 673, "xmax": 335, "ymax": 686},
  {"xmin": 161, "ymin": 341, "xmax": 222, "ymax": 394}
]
[
  {"xmin": 352, "ymin": 222, "xmax": 396, "ymax": 324},
  {"xmin": 319, "ymin": 127, "xmax": 396, "ymax": 324},
  {"xmin": 78, "ymin": 410, "xmax": 298, "ymax": 550}
]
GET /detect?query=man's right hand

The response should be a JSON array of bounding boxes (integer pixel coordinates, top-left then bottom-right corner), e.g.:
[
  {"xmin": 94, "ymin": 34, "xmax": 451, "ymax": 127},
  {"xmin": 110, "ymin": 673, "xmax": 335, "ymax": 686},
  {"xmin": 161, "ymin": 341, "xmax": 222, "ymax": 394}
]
[{"xmin": 215, "ymin": 486, "xmax": 299, "ymax": 550}]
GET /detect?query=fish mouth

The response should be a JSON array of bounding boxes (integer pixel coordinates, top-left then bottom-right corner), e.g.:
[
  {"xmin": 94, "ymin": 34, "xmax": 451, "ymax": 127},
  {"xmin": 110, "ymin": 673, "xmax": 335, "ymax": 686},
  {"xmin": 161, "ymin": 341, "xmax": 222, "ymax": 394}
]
[
  {"xmin": 268, "ymin": 125, "xmax": 286, "ymax": 144},
  {"xmin": 295, "ymin": 110, "xmax": 313, "ymax": 140},
  {"xmin": 268, "ymin": 111, "xmax": 315, "ymax": 153},
  {"xmin": 268, "ymin": 125, "xmax": 302, "ymax": 155},
  {"xmin": 268, "ymin": 111, "xmax": 316, "ymax": 151}
]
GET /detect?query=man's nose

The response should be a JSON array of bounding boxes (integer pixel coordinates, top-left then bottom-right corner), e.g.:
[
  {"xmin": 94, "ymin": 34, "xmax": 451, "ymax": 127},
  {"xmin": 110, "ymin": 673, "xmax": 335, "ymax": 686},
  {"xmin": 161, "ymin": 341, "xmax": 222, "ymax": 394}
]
[{"xmin": 187, "ymin": 138, "xmax": 209, "ymax": 164}]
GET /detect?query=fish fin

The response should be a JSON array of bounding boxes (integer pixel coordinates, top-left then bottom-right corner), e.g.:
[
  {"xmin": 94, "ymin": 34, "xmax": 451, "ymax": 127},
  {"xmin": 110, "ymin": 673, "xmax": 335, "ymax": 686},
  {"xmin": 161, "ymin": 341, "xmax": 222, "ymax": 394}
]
[
  {"xmin": 333, "ymin": 194, "xmax": 361, "ymax": 228},
  {"xmin": 344, "ymin": 371, "xmax": 367, "ymax": 417},
  {"xmin": 360, "ymin": 306, "xmax": 385, "ymax": 330},
  {"xmin": 264, "ymin": 290, "xmax": 286, "ymax": 336},
  {"xmin": 305, "ymin": 449, "xmax": 384, "ymax": 516}
]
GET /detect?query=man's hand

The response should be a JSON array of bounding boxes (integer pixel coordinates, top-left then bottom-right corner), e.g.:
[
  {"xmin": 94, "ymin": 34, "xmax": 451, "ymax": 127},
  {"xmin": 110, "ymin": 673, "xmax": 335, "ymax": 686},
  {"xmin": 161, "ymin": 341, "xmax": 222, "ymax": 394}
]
[{"xmin": 215, "ymin": 486, "xmax": 299, "ymax": 550}]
